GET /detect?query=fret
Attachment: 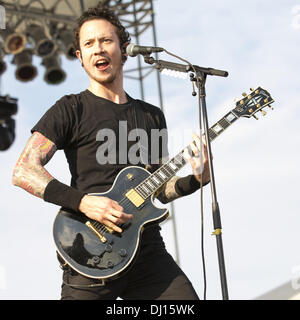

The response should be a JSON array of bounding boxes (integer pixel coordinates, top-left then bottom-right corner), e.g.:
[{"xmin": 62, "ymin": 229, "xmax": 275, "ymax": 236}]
[
  {"xmin": 219, "ymin": 117, "xmax": 231, "ymax": 129},
  {"xmin": 153, "ymin": 172, "xmax": 164, "ymax": 183},
  {"xmin": 163, "ymin": 164, "xmax": 175, "ymax": 175},
  {"xmin": 148, "ymin": 176, "xmax": 160, "ymax": 188},
  {"xmin": 178, "ymin": 153, "xmax": 186, "ymax": 166},
  {"xmin": 211, "ymin": 123, "xmax": 224, "ymax": 135},
  {"xmin": 160, "ymin": 166, "xmax": 172, "ymax": 177},
  {"xmin": 173, "ymin": 153, "xmax": 185, "ymax": 167},
  {"xmin": 141, "ymin": 184, "xmax": 151, "ymax": 194},
  {"xmin": 208, "ymin": 128, "xmax": 217, "ymax": 141},
  {"xmin": 137, "ymin": 185, "xmax": 149, "ymax": 198},
  {"xmin": 157, "ymin": 170, "xmax": 167, "ymax": 180},
  {"xmin": 169, "ymin": 161, "xmax": 179, "ymax": 171},
  {"xmin": 224, "ymin": 111, "xmax": 238, "ymax": 123},
  {"xmin": 145, "ymin": 180, "xmax": 156, "ymax": 190},
  {"xmin": 151, "ymin": 175, "xmax": 161, "ymax": 185}
]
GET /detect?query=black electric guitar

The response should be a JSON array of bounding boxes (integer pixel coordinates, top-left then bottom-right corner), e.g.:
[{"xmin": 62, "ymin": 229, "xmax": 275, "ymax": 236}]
[{"xmin": 53, "ymin": 87, "xmax": 274, "ymax": 281}]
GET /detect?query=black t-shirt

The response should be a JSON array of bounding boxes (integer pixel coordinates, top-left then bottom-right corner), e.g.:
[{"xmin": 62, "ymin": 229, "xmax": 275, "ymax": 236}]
[{"xmin": 31, "ymin": 89, "xmax": 169, "ymax": 194}]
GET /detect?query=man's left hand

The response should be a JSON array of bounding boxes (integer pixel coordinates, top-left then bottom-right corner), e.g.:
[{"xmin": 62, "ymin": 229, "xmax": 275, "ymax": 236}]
[{"xmin": 184, "ymin": 133, "xmax": 211, "ymax": 185}]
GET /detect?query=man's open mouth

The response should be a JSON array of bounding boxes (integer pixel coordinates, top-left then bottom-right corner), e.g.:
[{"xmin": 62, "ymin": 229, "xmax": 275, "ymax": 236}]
[{"xmin": 95, "ymin": 59, "xmax": 110, "ymax": 71}]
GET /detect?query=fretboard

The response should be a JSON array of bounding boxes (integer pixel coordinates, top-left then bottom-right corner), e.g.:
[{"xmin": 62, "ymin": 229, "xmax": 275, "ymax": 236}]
[
  {"xmin": 208, "ymin": 111, "xmax": 239, "ymax": 141},
  {"xmin": 135, "ymin": 110, "xmax": 240, "ymax": 199}
]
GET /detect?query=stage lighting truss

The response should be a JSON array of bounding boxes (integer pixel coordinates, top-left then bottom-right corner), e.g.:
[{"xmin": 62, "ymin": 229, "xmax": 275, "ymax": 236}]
[{"xmin": 0, "ymin": 0, "xmax": 158, "ymax": 84}]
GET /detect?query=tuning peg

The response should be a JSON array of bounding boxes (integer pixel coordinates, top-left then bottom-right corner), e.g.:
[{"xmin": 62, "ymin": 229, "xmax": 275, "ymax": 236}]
[
  {"xmin": 250, "ymin": 88, "xmax": 254, "ymax": 91},
  {"xmin": 268, "ymin": 105, "xmax": 274, "ymax": 110},
  {"xmin": 234, "ymin": 97, "xmax": 239, "ymax": 102},
  {"xmin": 253, "ymin": 114, "xmax": 259, "ymax": 120},
  {"xmin": 242, "ymin": 92, "xmax": 247, "ymax": 97},
  {"xmin": 260, "ymin": 110, "xmax": 267, "ymax": 116}
]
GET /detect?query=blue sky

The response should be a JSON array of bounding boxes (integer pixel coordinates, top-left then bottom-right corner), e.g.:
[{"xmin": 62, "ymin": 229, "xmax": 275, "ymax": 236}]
[{"xmin": 1, "ymin": 0, "xmax": 300, "ymax": 299}]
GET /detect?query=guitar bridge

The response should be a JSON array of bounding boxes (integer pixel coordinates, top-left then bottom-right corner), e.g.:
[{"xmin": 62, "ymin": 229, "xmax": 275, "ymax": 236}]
[
  {"xmin": 125, "ymin": 188, "xmax": 145, "ymax": 208},
  {"xmin": 85, "ymin": 221, "xmax": 107, "ymax": 243}
]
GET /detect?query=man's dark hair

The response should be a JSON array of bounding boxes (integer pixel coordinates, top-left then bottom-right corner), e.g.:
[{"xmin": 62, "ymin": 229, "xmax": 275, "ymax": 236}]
[{"xmin": 73, "ymin": 4, "xmax": 131, "ymax": 53}]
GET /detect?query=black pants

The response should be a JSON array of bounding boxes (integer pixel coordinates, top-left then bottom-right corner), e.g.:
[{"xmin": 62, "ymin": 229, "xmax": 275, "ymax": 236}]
[{"xmin": 61, "ymin": 240, "xmax": 199, "ymax": 300}]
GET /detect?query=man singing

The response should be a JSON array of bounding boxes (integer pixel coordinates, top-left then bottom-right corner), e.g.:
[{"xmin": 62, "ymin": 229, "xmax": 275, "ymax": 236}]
[{"xmin": 12, "ymin": 4, "xmax": 210, "ymax": 300}]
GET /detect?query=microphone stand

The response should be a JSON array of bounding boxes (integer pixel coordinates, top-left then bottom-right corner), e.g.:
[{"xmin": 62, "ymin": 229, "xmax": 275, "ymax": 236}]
[
  {"xmin": 143, "ymin": 55, "xmax": 229, "ymax": 300},
  {"xmin": 193, "ymin": 70, "xmax": 229, "ymax": 300}
]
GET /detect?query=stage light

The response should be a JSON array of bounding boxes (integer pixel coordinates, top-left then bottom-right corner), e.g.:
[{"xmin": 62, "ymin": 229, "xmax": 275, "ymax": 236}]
[
  {"xmin": 0, "ymin": 95, "xmax": 17, "ymax": 151},
  {"xmin": 57, "ymin": 28, "xmax": 76, "ymax": 60},
  {"xmin": 42, "ymin": 51, "xmax": 66, "ymax": 85},
  {"xmin": 26, "ymin": 24, "xmax": 56, "ymax": 58},
  {"xmin": 0, "ymin": 28, "xmax": 26, "ymax": 55},
  {"xmin": 13, "ymin": 48, "xmax": 38, "ymax": 82}
]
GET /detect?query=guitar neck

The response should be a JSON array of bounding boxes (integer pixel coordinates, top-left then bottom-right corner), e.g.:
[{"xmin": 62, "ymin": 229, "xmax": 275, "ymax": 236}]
[
  {"xmin": 135, "ymin": 109, "xmax": 240, "ymax": 199},
  {"xmin": 208, "ymin": 110, "xmax": 239, "ymax": 142}
]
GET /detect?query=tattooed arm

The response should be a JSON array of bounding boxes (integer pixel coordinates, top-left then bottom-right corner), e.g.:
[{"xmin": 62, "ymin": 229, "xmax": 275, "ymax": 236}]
[
  {"xmin": 12, "ymin": 131, "xmax": 133, "ymax": 232},
  {"xmin": 12, "ymin": 132, "xmax": 57, "ymax": 198},
  {"xmin": 155, "ymin": 175, "xmax": 182, "ymax": 204}
]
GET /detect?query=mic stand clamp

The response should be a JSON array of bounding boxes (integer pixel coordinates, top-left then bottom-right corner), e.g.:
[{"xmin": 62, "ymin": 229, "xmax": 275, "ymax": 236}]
[{"xmin": 143, "ymin": 54, "xmax": 155, "ymax": 65}]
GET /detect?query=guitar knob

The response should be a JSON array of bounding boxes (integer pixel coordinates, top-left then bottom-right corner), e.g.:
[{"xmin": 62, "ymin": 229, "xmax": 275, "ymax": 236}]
[
  {"xmin": 105, "ymin": 244, "xmax": 113, "ymax": 253},
  {"xmin": 118, "ymin": 249, "xmax": 127, "ymax": 257},
  {"xmin": 92, "ymin": 256, "xmax": 101, "ymax": 266}
]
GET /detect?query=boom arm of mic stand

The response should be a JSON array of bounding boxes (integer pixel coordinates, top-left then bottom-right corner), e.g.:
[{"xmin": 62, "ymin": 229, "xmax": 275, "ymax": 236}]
[{"xmin": 143, "ymin": 56, "xmax": 229, "ymax": 78}]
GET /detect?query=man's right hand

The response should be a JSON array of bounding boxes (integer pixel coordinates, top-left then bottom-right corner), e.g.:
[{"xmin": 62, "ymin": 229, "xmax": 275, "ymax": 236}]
[{"xmin": 78, "ymin": 195, "xmax": 133, "ymax": 233}]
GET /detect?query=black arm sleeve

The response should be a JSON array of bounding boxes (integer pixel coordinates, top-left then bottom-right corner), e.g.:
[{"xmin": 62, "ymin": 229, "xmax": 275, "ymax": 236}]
[
  {"xmin": 174, "ymin": 174, "xmax": 209, "ymax": 197},
  {"xmin": 44, "ymin": 179, "xmax": 86, "ymax": 212}
]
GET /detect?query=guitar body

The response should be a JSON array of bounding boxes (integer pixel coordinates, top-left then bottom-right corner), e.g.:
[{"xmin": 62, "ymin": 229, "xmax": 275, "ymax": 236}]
[{"xmin": 53, "ymin": 166, "xmax": 168, "ymax": 280}]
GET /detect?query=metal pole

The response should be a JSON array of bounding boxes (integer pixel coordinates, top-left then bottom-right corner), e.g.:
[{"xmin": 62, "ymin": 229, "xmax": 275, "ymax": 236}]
[
  {"xmin": 132, "ymin": 0, "xmax": 145, "ymax": 100},
  {"xmin": 149, "ymin": 0, "xmax": 180, "ymax": 265}
]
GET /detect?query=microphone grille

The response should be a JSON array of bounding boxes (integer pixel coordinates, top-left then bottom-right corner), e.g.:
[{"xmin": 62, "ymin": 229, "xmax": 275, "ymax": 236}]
[{"xmin": 126, "ymin": 43, "xmax": 136, "ymax": 57}]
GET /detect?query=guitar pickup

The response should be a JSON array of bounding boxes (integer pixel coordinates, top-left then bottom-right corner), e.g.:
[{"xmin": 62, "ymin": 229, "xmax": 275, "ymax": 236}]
[{"xmin": 125, "ymin": 188, "xmax": 145, "ymax": 208}]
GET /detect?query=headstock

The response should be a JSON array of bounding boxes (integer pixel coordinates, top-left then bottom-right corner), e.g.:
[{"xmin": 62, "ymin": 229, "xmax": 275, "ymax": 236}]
[{"xmin": 233, "ymin": 87, "xmax": 274, "ymax": 119}]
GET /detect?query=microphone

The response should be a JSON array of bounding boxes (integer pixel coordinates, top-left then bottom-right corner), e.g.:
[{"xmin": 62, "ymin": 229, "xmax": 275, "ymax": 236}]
[{"xmin": 126, "ymin": 43, "xmax": 164, "ymax": 57}]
